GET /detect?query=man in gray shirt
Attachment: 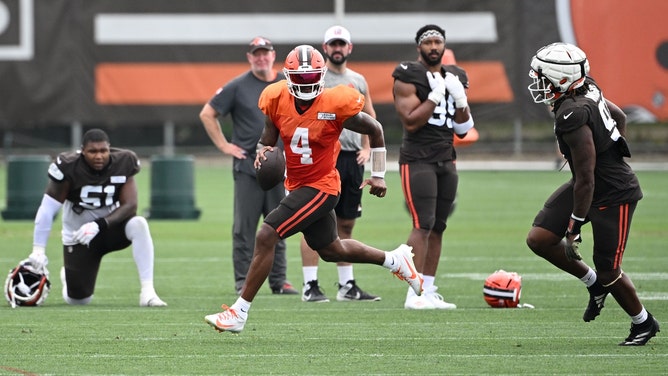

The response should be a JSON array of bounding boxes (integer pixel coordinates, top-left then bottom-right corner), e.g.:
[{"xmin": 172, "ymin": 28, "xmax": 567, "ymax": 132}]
[{"xmin": 200, "ymin": 37, "xmax": 297, "ymax": 295}]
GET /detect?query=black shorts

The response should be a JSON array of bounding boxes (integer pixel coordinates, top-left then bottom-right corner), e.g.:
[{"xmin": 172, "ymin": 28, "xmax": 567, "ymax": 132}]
[
  {"xmin": 335, "ymin": 151, "xmax": 364, "ymax": 220},
  {"xmin": 62, "ymin": 220, "xmax": 131, "ymax": 299},
  {"xmin": 264, "ymin": 186, "xmax": 339, "ymax": 250},
  {"xmin": 532, "ymin": 181, "xmax": 637, "ymax": 271},
  {"xmin": 400, "ymin": 161, "xmax": 458, "ymax": 233}
]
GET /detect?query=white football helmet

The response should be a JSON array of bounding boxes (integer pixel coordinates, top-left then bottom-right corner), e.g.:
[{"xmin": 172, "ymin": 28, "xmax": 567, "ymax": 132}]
[
  {"xmin": 4, "ymin": 262, "xmax": 51, "ymax": 308},
  {"xmin": 528, "ymin": 42, "xmax": 590, "ymax": 104},
  {"xmin": 483, "ymin": 270, "xmax": 522, "ymax": 308},
  {"xmin": 283, "ymin": 45, "xmax": 327, "ymax": 101}
]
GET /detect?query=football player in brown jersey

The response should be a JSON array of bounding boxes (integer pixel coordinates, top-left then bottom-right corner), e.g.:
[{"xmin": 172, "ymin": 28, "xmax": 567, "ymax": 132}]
[
  {"xmin": 392, "ymin": 24, "xmax": 474, "ymax": 310},
  {"xmin": 526, "ymin": 42, "xmax": 659, "ymax": 346},
  {"xmin": 24, "ymin": 128, "xmax": 167, "ymax": 307}
]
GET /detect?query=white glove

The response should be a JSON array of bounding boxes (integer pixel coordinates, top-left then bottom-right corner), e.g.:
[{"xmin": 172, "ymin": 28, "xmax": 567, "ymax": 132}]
[
  {"xmin": 444, "ymin": 72, "xmax": 468, "ymax": 108},
  {"xmin": 73, "ymin": 221, "xmax": 100, "ymax": 246},
  {"xmin": 426, "ymin": 71, "xmax": 446, "ymax": 105},
  {"xmin": 23, "ymin": 246, "xmax": 49, "ymax": 274}
]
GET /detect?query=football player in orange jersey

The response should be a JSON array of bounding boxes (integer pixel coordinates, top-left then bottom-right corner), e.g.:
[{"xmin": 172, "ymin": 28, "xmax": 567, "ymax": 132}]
[{"xmin": 205, "ymin": 45, "xmax": 423, "ymax": 334}]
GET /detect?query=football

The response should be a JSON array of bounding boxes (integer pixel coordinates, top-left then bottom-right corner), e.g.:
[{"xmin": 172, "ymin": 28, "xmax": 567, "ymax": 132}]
[{"xmin": 256, "ymin": 148, "xmax": 285, "ymax": 191}]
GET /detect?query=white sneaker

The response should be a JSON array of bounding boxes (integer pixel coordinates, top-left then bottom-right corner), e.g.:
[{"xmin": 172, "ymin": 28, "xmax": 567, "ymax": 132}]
[
  {"xmin": 404, "ymin": 294, "xmax": 435, "ymax": 309},
  {"xmin": 424, "ymin": 286, "xmax": 457, "ymax": 309},
  {"xmin": 205, "ymin": 305, "xmax": 246, "ymax": 333},
  {"xmin": 389, "ymin": 244, "xmax": 423, "ymax": 295},
  {"xmin": 139, "ymin": 291, "xmax": 168, "ymax": 307}
]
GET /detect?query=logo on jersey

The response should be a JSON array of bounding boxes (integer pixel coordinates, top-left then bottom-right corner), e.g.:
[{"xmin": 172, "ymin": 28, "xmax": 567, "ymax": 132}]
[
  {"xmin": 317, "ymin": 112, "xmax": 336, "ymax": 120},
  {"xmin": 110, "ymin": 176, "xmax": 127, "ymax": 184},
  {"xmin": 48, "ymin": 162, "xmax": 64, "ymax": 181},
  {"xmin": 563, "ymin": 111, "xmax": 574, "ymax": 119}
]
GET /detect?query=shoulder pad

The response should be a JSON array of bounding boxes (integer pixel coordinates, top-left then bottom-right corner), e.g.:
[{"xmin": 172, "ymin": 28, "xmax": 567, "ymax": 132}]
[
  {"xmin": 555, "ymin": 101, "xmax": 588, "ymax": 134},
  {"xmin": 392, "ymin": 61, "xmax": 428, "ymax": 84},
  {"xmin": 48, "ymin": 151, "xmax": 79, "ymax": 181}
]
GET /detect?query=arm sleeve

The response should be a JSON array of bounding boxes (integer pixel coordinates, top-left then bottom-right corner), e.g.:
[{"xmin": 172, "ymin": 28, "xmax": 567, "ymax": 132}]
[{"xmin": 33, "ymin": 194, "xmax": 63, "ymax": 248}]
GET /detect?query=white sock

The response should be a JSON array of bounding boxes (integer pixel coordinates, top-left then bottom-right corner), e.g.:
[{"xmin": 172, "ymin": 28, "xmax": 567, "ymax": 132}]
[
  {"xmin": 580, "ymin": 268, "xmax": 597, "ymax": 287},
  {"xmin": 382, "ymin": 253, "xmax": 398, "ymax": 271},
  {"xmin": 631, "ymin": 307, "xmax": 648, "ymax": 324},
  {"xmin": 140, "ymin": 280, "xmax": 156, "ymax": 296},
  {"xmin": 303, "ymin": 266, "xmax": 318, "ymax": 284},
  {"xmin": 233, "ymin": 297, "xmax": 251, "ymax": 318},
  {"xmin": 337, "ymin": 265, "xmax": 354, "ymax": 286},
  {"xmin": 423, "ymin": 275, "xmax": 435, "ymax": 291}
]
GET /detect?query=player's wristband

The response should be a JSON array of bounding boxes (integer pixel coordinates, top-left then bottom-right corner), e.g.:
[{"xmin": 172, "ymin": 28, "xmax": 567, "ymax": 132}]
[
  {"xmin": 567, "ymin": 213, "xmax": 585, "ymax": 236},
  {"xmin": 370, "ymin": 147, "xmax": 386, "ymax": 178},
  {"xmin": 94, "ymin": 218, "xmax": 109, "ymax": 230},
  {"xmin": 453, "ymin": 117, "xmax": 474, "ymax": 135}
]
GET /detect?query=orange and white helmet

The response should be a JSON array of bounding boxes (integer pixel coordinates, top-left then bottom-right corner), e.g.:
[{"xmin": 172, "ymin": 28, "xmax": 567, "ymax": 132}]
[
  {"xmin": 283, "ymin": 45, "xmax": 327, "ymax": 101},
  {"xmin": 483, "ymin": 270, "xmax": 522, "ymax": 308}
]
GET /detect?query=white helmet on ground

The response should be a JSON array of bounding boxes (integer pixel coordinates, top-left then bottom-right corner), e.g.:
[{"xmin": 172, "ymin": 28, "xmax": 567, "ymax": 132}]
[
  {"xmin": 4, "ymin": 262, "xmax": 50, "ymax": 308},
  {"xmin": 528, "ymin": 42, "xmax": 590, "ymax": 104}
]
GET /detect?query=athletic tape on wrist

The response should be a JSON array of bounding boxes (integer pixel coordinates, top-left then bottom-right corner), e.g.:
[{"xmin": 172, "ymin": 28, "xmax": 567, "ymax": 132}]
[
  {"xmin": 453, "ymin": 117, "xmax": 474, "ymax": 135},
  {"xmin": 370, "ymin": 147, "xmax": 386, "ymax": 178}
]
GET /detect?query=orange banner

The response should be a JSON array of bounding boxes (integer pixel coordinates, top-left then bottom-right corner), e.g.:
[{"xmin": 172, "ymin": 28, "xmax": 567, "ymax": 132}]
[{"xmin": 96, "ymin": 62, "xmax": 514, "ymax": 105}]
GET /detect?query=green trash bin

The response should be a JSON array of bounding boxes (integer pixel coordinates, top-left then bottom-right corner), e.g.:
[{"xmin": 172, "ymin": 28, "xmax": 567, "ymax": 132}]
[
  {"xmin": 147, "ymin": 155, "xmax": 201, "ymax": 220},
  {"xmin": 2, "ymin": 155, "xmax": 51, "ymax": 220}
]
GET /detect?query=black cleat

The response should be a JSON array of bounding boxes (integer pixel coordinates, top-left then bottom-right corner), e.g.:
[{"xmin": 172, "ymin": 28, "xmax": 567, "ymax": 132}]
[
  {"xmin": 336, "ymin": 280, "xmax": 381, "ymax": 301},
  {"xmin": 619, "ymin": 315, "xmax": 660, "ymax": 346},
  {"xmin": 302, "ymin": 280, "xmax": 330, "ymax": 302},
  {"xmin": 583, "ymin": 282, "xmax": 608, "ymax": 322}
]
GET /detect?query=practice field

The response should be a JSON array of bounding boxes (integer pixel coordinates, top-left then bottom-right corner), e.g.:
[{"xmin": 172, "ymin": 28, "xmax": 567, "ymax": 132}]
[{"xmin": 0, "ymin": 164, "xmax": 666, "ymax": 375}]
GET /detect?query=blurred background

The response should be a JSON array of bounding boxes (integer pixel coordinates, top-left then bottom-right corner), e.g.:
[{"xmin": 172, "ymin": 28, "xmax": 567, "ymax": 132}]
[{"xmin": 1, "ymin": 0, "xmax": 667, "ymax": 160}]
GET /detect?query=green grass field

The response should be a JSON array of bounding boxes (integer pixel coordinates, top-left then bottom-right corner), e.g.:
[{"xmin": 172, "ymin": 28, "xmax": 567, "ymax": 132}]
[{"xmin": 1, "ymin": 163, "xmax": 666, "ymax": 375}]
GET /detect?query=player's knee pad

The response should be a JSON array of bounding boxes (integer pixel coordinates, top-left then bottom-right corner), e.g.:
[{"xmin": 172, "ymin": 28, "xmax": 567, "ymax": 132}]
[{"xmin": 125, "ymin": 216, "xmax": 150, "ymax": 240}]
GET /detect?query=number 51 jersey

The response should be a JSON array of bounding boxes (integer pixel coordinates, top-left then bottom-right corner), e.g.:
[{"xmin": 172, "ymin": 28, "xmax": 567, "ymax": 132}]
[{"xmin": 47, "ymin": 148, "xmax": 140, "ymax": 243}]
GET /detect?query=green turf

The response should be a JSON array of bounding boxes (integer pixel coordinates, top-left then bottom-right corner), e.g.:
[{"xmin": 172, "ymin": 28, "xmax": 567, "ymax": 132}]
[{"xmin": 0, "ymin": 163, "xmax": 666, "ymax": 375}]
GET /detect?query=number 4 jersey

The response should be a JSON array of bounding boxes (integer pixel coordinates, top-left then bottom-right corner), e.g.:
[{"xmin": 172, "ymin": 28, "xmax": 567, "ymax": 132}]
[
  {"xmin": 259, "ymin": 81, "xmax": 364, "ymax": 195},
  {"xmin": 47, "ymin": 148, "xmax": 140, "ymax": 244}
]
